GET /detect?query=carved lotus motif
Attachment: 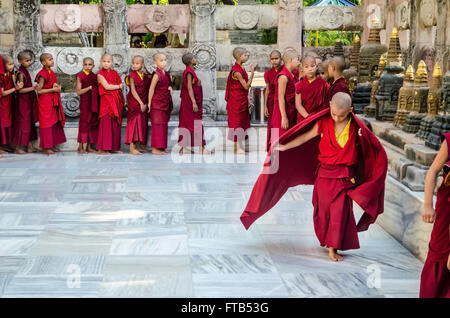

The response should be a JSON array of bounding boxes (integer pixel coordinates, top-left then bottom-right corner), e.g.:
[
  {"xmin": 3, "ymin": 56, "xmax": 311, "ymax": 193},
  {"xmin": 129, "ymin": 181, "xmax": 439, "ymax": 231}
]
[
  {"xmin": 192, "ymin": 44, "xmax": 216, "ymax": 70},
  {"xmin": 57, "ymin": 48, "xmax": 83, "ymax": 75},
  {"xmin": 320, "ymin": 6, "xmax": 344, "ymax": 29},
  {"xmin": 62, "ymin": 93, "xmax": 80, "ymax": 118},
  {"xmin": 233, "ymin": 7, "xmax": 259, "ymax": 30},
  {"xmin": 55, "ymin": 5, "xmax": 82, "ymax": 32},
  {"xmin": 14, "ymin": 0, "xmax": 38, "ymax": 16}
]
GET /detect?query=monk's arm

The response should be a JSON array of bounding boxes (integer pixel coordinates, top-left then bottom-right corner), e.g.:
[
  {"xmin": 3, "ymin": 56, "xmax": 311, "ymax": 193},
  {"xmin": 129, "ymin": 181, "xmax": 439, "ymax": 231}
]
[
  {"xmin": 295, "ymin": 93, "xmax": 309, "ymax": 118},
  {"xmin": 186, "ymin": 73, "xmax": 198, "ymax": 112},
  {"xmin": 422, "ymin": 140, "xmax": 448, "ymax": 223},
  {"xmin": 1, "ymin": 83, "xmax": 22, "ymax": 96},
  {"xmin": 264, "ymin": 82, "xmax": 270, "ymax": 116},
  {"xmin": 276, "ymin": 122, "xmax": 319, "ymax": 151},
  {"xmin": 75, "ymin": 77, "xmax": 91, "ymax": 96},
  {"xmin": 36, "ymin": 76, "xmax": 58, "ymax": 95},
  {"xmin": 129, "ymin": 77, "xmax": 145, "ymax": 107},
  {"xmin": 16, "ymin": 73, "xmax": 36, "ymax": 94},
  {"xmin": 147, "ymin": 74, "xmax": 159, "ymax": 112},
  {"xmin": 234, "ymin": 71, "xmax": 254, "ymax": 91},
  {"xmin": 97, "ymin": 74, "xmax": 121, "ymax": 91}
]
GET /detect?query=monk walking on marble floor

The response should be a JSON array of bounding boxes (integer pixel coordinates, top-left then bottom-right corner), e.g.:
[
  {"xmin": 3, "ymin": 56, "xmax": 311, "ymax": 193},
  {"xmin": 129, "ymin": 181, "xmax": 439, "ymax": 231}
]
[
  {"xmin": 125, "ymin": 55, "xmax": 150, "ymax": 155},
  {"xmin": 35, "ymin": 53, "xmax": 66, "ymax": 155},
  {"xmin": 14, "ymin": 51, "xmax": 39, "ymax": 154},
  {"xmin": 264, "ymin": 50, "xmax": 282, "ymax": 152},
  {"xmin": 225, "ymin": 47, "xmax": 254, "ymax": 154},
  {"xmin": 96, "ymin": 54, "xmax": 125, "ymax": 155},
  {"xmin": 240, "ymin": 92, "xmax": 388, "ymax": 262},
  {"xmin": 420, "ymin": 132, "xmax": 450, "ymax": 298},
  {"xmin": 148, "ymin": 53, "xmax": 173, "ymax": 155},
  {"xmin": 76, "ymin": 57, "xmax": 99, "ymax": 154}
]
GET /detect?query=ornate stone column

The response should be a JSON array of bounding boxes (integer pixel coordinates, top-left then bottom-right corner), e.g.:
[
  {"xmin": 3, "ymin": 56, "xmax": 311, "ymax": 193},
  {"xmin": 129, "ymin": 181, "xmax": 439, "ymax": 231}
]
[
  {"xmin": 13, "ymin": 0, "xmax": 43, "ymax": 72},
  {"xmin": 277, "ymin": 0, "xmax": 302, "ymax": 55},
  {"xmin": 189, "ymin": 0, "xmax": 217, "ymax": 119}
]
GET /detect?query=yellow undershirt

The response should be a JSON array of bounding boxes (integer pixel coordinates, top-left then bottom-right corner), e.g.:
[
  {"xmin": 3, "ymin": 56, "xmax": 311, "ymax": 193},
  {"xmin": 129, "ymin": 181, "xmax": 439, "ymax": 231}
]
[
  {"xmin": 83, "ymin": 69, "xmax": 90, "ymax": 75},
  {"xmin": 334, "ymin": 117, "xmax": 352, "ymax": 148}
]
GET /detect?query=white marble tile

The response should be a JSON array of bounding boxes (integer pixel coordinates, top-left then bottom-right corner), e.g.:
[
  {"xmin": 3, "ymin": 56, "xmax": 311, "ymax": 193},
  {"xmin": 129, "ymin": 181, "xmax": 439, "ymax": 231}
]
[
  {"xmin": 190, "ymin": 254, "xmax": 278, "ymax": 274},
  {"xmin": 16, "ymin": 256, "xmax": 106, "ymax": 276}
]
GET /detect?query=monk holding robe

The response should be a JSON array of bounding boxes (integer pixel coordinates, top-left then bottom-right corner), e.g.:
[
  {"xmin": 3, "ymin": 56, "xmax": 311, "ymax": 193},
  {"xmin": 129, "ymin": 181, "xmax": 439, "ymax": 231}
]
[
  {"xmin": 97, "ymin": 54, "xmax": 125, "ymax": 155},
  {"xmin": 148, "ymin": 53, "xmax": 173, "ymax": 155},
  {"xmin": 270, "ymin": 50, "xmax": 300, "ymax": 147},
  {"xmin": 0, "ymin": 55, "xmax": 23, "ymax": 153},
  {"xmin": 76, "ymin": 57, "xmax": 99, "ymax": 154},
  {"xmin": 420, "ymin": 132, "xmax": 450, "ymax": 298},
  {"xmin": 35, "ymin": 53, "xmax": 66, "ymax": 155},
  {"xmin": 225, "ymin": 47, "xmax": 254, "ymax": 154},
  {"xmin": 124, "ymin": 55, "xmax": 150, "ymax": 155},
  {"xmin": 322, "ymin": 56, "xmax": 351, "ymax": 110},
  {"xmin": 14, "ymin": 51, "xmax": 39, "ymax": 154},
  {"xmin": 263, "ymin": 50, "xmax": 282, "ymax": 152},
  {"xmin": 240, "ymin": 92, "xmax": 388, "ymax": 262},
  {"xmin": 295, "ymin": 56, "xmax": 329, "ymax": 123},
  {"xmin": 178, "ymin": 53, "xmax": 211, "ymax": 155}
]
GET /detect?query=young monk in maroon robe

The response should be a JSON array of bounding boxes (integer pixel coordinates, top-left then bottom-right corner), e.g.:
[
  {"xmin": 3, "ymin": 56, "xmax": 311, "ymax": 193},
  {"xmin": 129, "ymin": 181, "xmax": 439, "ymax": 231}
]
[
  {"xmin": 178, "ymin": 53, "xmax": 211, "ymax": 155},
  {"xmin": 323, "ymin": 56, "xmax": 351, "ymax": 110},
  {"xmin": 125, "ymin": 55, "xmax": 150, "ymax": 155},
  {"xmin": 35, "ymin": 53, "xmax": 66, "ymax": 155},
  {"xmin": 240, "ymin": 92, "xmax": 388, "ymax": 262},
  {"xmin": 76, "ymin": 57, "xmax": 99, "ymax": 154},
  {"xmin": 270, "ymin": 50, "xmax": 300, "ymax": 147},
  {"xmin": 295, "ymin": 56, "xmax": 329, "ymax": 123},
  {"xmin": 420, "ymin": 132, "xmax": 450, "ymax": 298},
  {"xmin": 225, "ymin": 47, "xmax": 254, "ymax": 154},
  {"xmin": 148, "ymin": 53, "xmax": 173, "ymax": 155},
  {"xmin": 264, "ymin": 50, "xmax": 282, "ymax": 152},
  {"xmin": 14, "ymin": 51, "xmax": 39, "ymax": 154},
  {"xmin": 0, "ymin": 56, "xmax": 23, "ymax": 154},
  {"xmin": 97, "ymin": 54, "xmax": 125, "ymax": 155}
]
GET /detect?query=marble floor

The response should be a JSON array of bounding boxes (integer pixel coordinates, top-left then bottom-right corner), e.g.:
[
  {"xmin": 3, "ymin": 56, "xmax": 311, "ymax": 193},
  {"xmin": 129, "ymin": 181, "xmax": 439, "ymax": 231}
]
[{"xmin": 0, "ymin": 151, "xmax": 423, "ymax": 298}]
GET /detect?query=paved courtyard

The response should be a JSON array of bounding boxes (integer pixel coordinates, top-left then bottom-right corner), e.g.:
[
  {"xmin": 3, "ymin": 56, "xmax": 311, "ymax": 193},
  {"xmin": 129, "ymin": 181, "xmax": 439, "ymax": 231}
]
[{"xmin": 0, "ymin": 151, "xmax": 423, "ymax": 297}]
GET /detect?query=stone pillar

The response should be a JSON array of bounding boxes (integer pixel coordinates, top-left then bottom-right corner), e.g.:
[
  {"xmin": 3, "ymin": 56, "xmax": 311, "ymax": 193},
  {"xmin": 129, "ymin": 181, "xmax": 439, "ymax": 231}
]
[
  {"xmin": 277, "ymin": 0, "xmax": 302, "ymax": 55},
  {"xmin": 103, "ymin": 0, "xmax": 130, "ymax": 77},
  {"xmin": 12, "ymin": 0, "xmax": 43, "ymax": 72},
  {"xmin": 189, "ymin": 0, "xmax": 217, "ymax": 119},
  {"xmin": 0, "ymin": 0, "xmax": 14, "ymax": 49}
]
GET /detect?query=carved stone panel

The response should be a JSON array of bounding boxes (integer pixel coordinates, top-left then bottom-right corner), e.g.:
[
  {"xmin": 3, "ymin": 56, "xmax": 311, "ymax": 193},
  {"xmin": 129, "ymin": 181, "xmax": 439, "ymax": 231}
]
[
  {"xmin": 57, "ymin": 48, "xmax": 84, "ymax": 75},
  {"xmin": 395, "ymin": 1, "xmax": 410, "ymax": 30},
  {"xmin": 190, "ymin": 0, "xmax": 216, "ymax": 18},
  {"xmin": 303, "ymin": 5, "xmax": 364, "ymax": 31},
  {"xmin": 62, "ymin": 93, "xmax": 80, "ymax": 118},
  {"xmin": 419, "ymin": 0, "xmax": 437, "ymax": 28},
  {"xmin": 127, "ymin": 5, "xmax": 190, "ymax": 34},
  {"xmin": 192, "ymin": 44, "xmax": 216, "ymax": 70},
  {"xmin": 14, "ymin": 0, "xmax": 38, "ymax": 16},
  {"xmin": 132, "ymin": 48, "xmax": 188, "ymax": 75},
  {"xmin": 40, "ymin": 4, "xmax": 104, "ymax": 33},
  {"xmin": 0, "ymin": 9, "xmax": 13, "ymax": 34},
  {"xmin": 55, "ymin": 5, "xmax": 81, "ymax": 32},
  {"xmin": 234, "ymin": 7, "xmax": 259, "ymax": 30},
  {"xmin": 278, "ymin": 0, "xmax": 301, "ymax": 11}
]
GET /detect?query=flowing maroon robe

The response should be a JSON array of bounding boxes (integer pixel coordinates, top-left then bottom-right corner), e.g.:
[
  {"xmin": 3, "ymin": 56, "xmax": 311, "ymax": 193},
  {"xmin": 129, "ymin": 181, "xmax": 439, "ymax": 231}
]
[
  {"xmin": 97, "ymin": 68, "xmax": 125, "ymax": 151},
  {"xmin": 295, "ymin": 76, "xmax": 329, "ymax": 123},
  {"xmin": 124, "ymin": 70, "xmax": 150, "ymax": 145},
  {"xmin": 150, "ymin": 68, "xmax": 172, "ymax": 149},
  {"xmin": 270, "ymin": 66, "xmax": 298, "ymax": 146},
  {"xmin": 322, "ymin": 77, "xmax": 351, "ymax": 111},
  {"xmin": 35, "ymin": 67, "xmax": 66, "ymax": 149},
  {"xmin": 0, "ymin": 69, "xmax": 14, "ymax": 145},
  {"xmin": 240, "ymin": 108, "xmax": 388, "ymax": 239},
  {"xmin": 178, "ymin": 66, "xmax": 205, "ymax": 147},
  {"xmin": 14, "ymin": 65, "xmax": 38, "ymax": 146},
  {"xmin": 264, "ymin": 67, "xmax": 281, "ymax": 151},
  {"xmin": 225, "ymin": 63, "xmax": 250, "ymax": 142},
  {"xmin": 77, "ymin": 70, "xmax": 99, "ymax": 144},
  {"xmin": 420, "ymin": 132, "xmax": 450, "ymax": 298}
]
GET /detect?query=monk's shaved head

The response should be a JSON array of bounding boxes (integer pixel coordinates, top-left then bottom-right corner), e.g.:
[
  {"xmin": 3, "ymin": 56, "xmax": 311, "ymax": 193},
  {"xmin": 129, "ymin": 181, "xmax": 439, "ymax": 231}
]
[
  {"xmin": 17, "ymin": 51, "xmax": 31, "ymax": 61},
  {"xmin": 270, "ymin": 50, "xmax": 281, "ymax": 58},
  {"xmin": 301, "ymin": 55, "xmax": 316, "ymax": 66},
  {"xmin": 232, "ymin": 47, "xmax": 247, "ymax": 60},
  {"xmin": 2, "ymin": 55, "xmax": 13, "ymax": 64},
  {"xmin": 101, "ymin": 54, "xmax": 113, "ymax": 61},
  {"xmin": 39, "ymin": 53, "xmax": 52, "ymax": 63},
  {"xmin": 331, "ymin": 92, "xmax": 352, "ymax": 110},
  {"xmin": 182, "ymin": 53, "xmax": 194, "ymax": 66},
  {"xmin": 132, "ymin": 55, "xmax": 144, "ymax": 63},
  {"xmin": 329, "ymin": 56, "xmax": 345, "ymax": 73},
  {"xmin": 153, "ymin": 53, "xmax": 166, "ymax": 62},
  {"xmin": 282, "ymin": 50, "xmax": 298, "ymax": 64},
  {"xmin": 305, "ymin": 51, "xmax": 320, "ymax": 59},
  {"xmin": 83, "ymin": 57, "xmax": 94, "ymax": 64}
]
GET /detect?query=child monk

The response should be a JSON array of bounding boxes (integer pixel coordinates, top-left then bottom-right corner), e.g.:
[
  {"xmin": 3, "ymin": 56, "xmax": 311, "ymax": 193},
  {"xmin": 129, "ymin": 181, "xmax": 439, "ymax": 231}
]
[
  {"xmin": 124, "ymin": 55, "xmax": 150, "ymax": 155},
  {"xmin": 317, "ymin": 60, "xmax": 329, "ymax": 83},
  {"xmin": 148, "ymin": 53, "xmax": 173, "ymax": 155},
  {"xmin": 178, "ymin": 53, "xmax": 211, "ymax": 155},
  {"xmin": 420, "ymin": 132, "xmax": 450, "ymax": 298},
  {"xmin": 96, "ymin": 54, "xmax": 125, "ymax": 155},
  {"xmin": 35, "ymin": 53, "xmax": 66, "ymax": 155},
  {"xmin": 295, "ymin": 56, "xmax": 329, "ymax": 123},
  {"xmin": 264, "ymin": 50, "xmax": 282, "ymax": 152},
  {"xmin": 240, "ymin": 92, "xmax": 388, "ymax": 262},
  {"xmin": 0, "ymin": 56, "xmax": 23, "ymax": 154},
  {"xmin": 225, "ymin": 47, "xmax": 254, "ymax": 154},
  {"xmin": 270, "ymin": 50, "xmax": 300, "ymax": 146},
  {"xmin": 14, "ymin": 51, "xmax": 39, "ymax": 154},
  {"xmin": 323, "ymin": 56, "xmax": 351, "ymax": 109},
  {"xmin": 76, "ymin": 57, "xmax": 99, "ymax": 154}
]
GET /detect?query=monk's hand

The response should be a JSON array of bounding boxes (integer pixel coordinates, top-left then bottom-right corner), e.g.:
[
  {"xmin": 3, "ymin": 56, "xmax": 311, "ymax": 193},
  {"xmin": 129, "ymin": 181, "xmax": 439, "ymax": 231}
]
[
  {"xmin": 34, "ymin": 84, "xmax": 39, "ymax": 91},
  {"xmin": 264, "ymin": 107, "xmax": 269, "ymax": 117},
  {"xmin": 250, "ymin": 63, "xmax": 255, "ymax": 73},
  {"xmin": 140, "ymin": 103, "xmax": 146, "ymax": 112},
  {"xmin": 447, "ymin": 253, "xmax": 450, "ymax": 271},
  {"xmin": 88, "ymin": 85, "xmax": 92, "ymax": 91},
  {"xmin": 119, "ymin": 84, "xmax": 124, "ymax": 90},
  {"xmin": 193, "ymin": 103, "xmax": 198, "ymax": 113},
  {"xmin": 168, "ymin": 87, "xmax": 173, "ymax": 95},
  {"xmin": 53, "ymin": 84, "xmax": 61, "ymax": 92},
  {"xmin": 422, "ymin": 205, "xmax": 436, "ymax": 223},
  {"xmin": 281, "ymin": 116, "xmax": 289, "ymax": 130}
]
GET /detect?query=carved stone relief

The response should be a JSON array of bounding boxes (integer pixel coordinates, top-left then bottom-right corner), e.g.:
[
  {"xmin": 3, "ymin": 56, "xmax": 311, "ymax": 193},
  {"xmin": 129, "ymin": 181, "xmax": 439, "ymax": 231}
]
[
  {"xmin": 190, "ymin": 0, "xmax": 216, "ymax": 17},
  {"xmin": 127, "ymin": 5, "xmax": 189, "ymax": 34},
  {"xmin": 278, "ymin": 0, "xmax": 301, "ymax": 11},
  {"xmin": 395, "ymin": 1, "xmax": 410, "ymax": 30},
  {"xmin": 57, "ymin": 48, "xmax": 84, "ymax": 75},
  {"xmin": 40, "ymin": 4, "xmax": 103, "ymax": 33},
  {"xmin": 61, "ymin": 93, "xmax": 80, "ymax": 118},
  {"xmin": 233, "ymin": 7, "xmax": 259, "ymax": 30},
  {"xmin": 14, "ymin": 0, "xmax": 38, "ymax": 16},
  {"xmin": 0, "ymin": 9, "xmax": 13, "ymax": 34},
  {"xmin": 419, "ymin": 0, "xmax": 437, "ymax": 28},
  {"xmin": 192, "ymin": 44, "xmax": 216, "ymax": 70},
  {"xmin": 55, "ymin": 4, "xmax": 81, "ymax": 32}
]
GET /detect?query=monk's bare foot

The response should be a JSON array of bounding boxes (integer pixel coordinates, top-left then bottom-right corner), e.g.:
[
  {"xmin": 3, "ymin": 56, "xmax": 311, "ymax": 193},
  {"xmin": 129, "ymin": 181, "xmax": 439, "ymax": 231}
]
[
  {"xmin": 77, "ymin": 145, "xmax": 88, "ymax": 154},
  {"xmin": 97, "ymin": 150, "xmax": 110, "ymax": 155},
  {"xmin": 129, "ymin": 148, "xmax": 142, "ymax": 155},
  {"xmin": 51, "ymin": 147, "xmax": 61, "ymax": 153},
  {"xmin": 0, "ymin": 149, "xmax": 7, "ymax": 154},
  {"xmin": 234, "ymin": 147, "xmax": 245, "ymax": 155},
  {"xmin": 110, "ymin": 150, "xmax": 123, "ymax": 154},
  {"xmin": 87, "ymin": 144, "xmax": 98, "ymax": 153},
  {"xmin": 27, "ymin": 145, "xmax": 38, "ymax": 153},
  {"xmin": 137, "ymin": 146, "xmax": 150, "ymax": 153},
  {"xmin": 0, "ymin": 154, "xmax": 3, "ymax": 159},
  {"xmin": 328, "ymin": 247, "xmax": 344, "ymax": 262},
  {"xmin": 14, "ymin": 147, "xmax": 27, "ymax": 154},
  {"xmin": 42, "ymin": 149, "xmax": 55, "ymax": 155},
  {"xmin": 200, "ymin": 147, "xmax": 212, "ymax": 154},
  {"xmin": 152, "ymin": 148, "xmax": 166, "ymax": 155}
]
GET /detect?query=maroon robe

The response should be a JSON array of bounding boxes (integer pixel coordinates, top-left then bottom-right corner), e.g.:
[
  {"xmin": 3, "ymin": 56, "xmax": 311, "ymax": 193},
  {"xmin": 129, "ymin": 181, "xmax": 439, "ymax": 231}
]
[
  {"xmin": 270, "ymin": 66, "xmax": 297, "ymax": 146},
  {"xmin": 322, "ymin": 77, "xmax": 351, "ymax": 111},
  {"xmin": 124, "ymin": 70, "xmax": 150, "ymax": 145},
  {"xmin": 240, "ymin": 108, "xmax": 388, "ymax": 240},
  {"xmin": 420, "ymin": 132, "xmax": 450, "ymax": 298},
  {"xmin": 150, "ymin": 68, "xmax": 172, "ymax": 149},
  {"xmin": 14, "ymin": 65, "xmax": 38, "ymax": 146},
  {"xmin": 225, "ymin": 63, "xmax": 250, "ymax": 142},
  {"xmin": 35, "ymin": 67, "xmax": 66, "ymax": 149},
  {"xmin": 264, "ymin": 67, "xmax": 281, "ymax": 151},
  {"xmin": 0, "ymin": 69, "xmax": 14, "ymax": 145},
  {"xmin": 97, "ymin": 68, "xmax": 125, "ymax": 151},
  {"xmin": 77, "ymin": 70, "xmax": 99, "ymax": 144},
  {"xmin": 295, "ymin": 76, "xmax": 329, "ymax": 123},
  {"xmin": 178, "ymin": 66, "xmax": 205, "ymax": 147}
]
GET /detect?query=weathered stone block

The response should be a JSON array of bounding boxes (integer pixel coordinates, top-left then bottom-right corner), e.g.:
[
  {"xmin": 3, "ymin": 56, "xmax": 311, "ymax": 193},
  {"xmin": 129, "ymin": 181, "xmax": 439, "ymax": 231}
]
[
  {"xmin": 405, "ymin": 143, "xmax": 438, "ymax": 167},
  {"xmin": 390, "ymin": 157, "xmax": 415, "ymax": 181},
  {"xmin": 401, "ymin": 165, "xmax": 427, "ymax": 191},
  {"xmin": 0, "ymin": 8, "xmax": 13, "ymax": 34}
]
